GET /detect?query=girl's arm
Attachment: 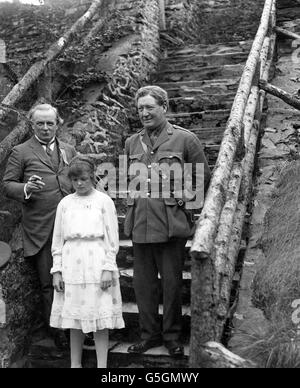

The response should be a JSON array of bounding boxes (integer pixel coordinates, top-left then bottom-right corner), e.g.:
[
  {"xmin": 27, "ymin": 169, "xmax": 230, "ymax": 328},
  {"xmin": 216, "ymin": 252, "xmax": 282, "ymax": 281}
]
[
  {"xmin": 102, "ymin": 195, "xmax": 119, "ymax": 272},
  {"xmin": 51, "ymin": 200, "xmax": 65, "ymax": 274}
]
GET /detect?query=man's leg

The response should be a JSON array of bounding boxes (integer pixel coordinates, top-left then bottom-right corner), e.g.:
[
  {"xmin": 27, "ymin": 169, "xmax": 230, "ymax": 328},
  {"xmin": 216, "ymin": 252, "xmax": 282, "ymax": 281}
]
[
  {"xmin": 34, "ymin": 237, "xmax": 68, "ymax": 349},
  {"xmin": 128, "ymin": 243, "xmax": 162, "ymax": 353},
  {"xmin": 156, "ymin": 239, "xmax": 186, "ymax": 346},
  {"xmin": 34, "ymin": 238, "xmax": 54, "ymax": 326}
]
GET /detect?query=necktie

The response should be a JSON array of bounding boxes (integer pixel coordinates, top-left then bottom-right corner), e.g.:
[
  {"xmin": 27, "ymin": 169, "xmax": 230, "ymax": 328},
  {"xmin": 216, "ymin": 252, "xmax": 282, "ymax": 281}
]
[{"xmin": 46, "ymin": 142, "xmax": 53, "ymax": 157}]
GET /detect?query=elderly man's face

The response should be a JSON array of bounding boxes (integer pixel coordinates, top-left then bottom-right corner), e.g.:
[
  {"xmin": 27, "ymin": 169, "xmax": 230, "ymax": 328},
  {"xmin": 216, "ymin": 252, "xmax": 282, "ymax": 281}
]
[
  {"xmin": 137, "ymin": 95, "xmax": 166, "ymax": 130},
  {"xmin": 31, "ymin": 108, "xmax": 58, "ymax": 143}
]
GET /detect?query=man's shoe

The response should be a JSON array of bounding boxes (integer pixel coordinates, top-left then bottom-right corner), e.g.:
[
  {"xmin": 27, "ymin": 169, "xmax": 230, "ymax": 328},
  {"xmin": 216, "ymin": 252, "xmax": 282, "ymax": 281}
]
[
  {"xmin": 164, "ymin": 340, "xmax": 184, "ymax": 358},
  {"xmin": 127, "ymin": 339, "xmax": 162, "ymax": 354}
]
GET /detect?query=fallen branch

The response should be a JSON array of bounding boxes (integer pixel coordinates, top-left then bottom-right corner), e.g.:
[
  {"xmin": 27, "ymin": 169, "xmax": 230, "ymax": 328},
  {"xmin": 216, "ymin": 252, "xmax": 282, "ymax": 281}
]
[
  {"xmin": 275, "ymin": 26, "xmax": 300, "ymax": 41},
  {"xmin": 0, "ymin": 0, "xmax": 104, "ymax": 122},
  {"xmin": 192, "ymin": 341, "xmax": 256, "ymax": 368},
  {"xmin": 259, "ymin": 79, "xmax": 300, "ymax": 111},
  {"xmin": 0, "ymin": 103, "xmax": 30, "ymax": 123},
  {"xmin": 0, "ymin": 120, "xmax": 30, "ymax": 165}
]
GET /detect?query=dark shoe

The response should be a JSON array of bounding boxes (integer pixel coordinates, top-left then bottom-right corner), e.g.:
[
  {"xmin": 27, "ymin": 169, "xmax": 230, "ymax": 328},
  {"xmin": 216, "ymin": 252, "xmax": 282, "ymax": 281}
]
[
  {"xmin": 164, "ymin": 340, "xmax": 184, "ymax": 358},
  {"xmin": 83, "ymin": 333, "xmax": 95, "ymax": 350},
  {"xmin": 127, "ymin": 339, "xmax": 162, "ymax": 354},
  {"xmin": 52, "ymin": 330, "xmax": 69, "ymax": 350}
]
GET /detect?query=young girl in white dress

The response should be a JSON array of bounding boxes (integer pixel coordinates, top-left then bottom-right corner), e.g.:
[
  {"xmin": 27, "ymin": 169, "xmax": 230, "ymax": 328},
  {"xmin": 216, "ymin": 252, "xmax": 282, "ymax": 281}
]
[{"xmin": 49, "ymin": 155, "xmax": 124, "ymax": 368}]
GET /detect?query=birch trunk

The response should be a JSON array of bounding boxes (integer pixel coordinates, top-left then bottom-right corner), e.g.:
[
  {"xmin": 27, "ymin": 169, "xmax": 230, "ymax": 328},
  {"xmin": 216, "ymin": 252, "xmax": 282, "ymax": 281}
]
[
  {"xmin": 0, "ymin": 0, "xmax": 104, "ymax": 121},
  {"xmin": 259, "ymin": 80, "xmax": 300, "ymax": 111},
  {"xmin": 190, "ymin": 0, "xmax": 274, "ymax": 260}
]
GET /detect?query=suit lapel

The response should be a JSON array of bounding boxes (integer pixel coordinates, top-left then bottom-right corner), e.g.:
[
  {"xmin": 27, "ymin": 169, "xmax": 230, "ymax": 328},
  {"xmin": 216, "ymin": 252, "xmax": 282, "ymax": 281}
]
[
  {"xmin": 57, "ymin": 140, "xmax": 71, "ymax": 173},
  {"xmin": 29, "ymin": 137, "xmax": 53, "ymax": 170}
]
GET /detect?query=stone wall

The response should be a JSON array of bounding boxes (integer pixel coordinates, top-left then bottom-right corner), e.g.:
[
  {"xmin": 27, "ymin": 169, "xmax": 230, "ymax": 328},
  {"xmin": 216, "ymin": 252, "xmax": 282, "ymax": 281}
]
[{"xmin": 57, "ymin": 0, "xmax": 161, "ymax": 166}]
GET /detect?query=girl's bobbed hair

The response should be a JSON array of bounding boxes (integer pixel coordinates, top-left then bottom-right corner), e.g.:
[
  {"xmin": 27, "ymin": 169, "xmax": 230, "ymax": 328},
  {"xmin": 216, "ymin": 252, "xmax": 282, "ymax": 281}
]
[{"xmin": 68, "ymin": 155, "xmax": 96, "ymax": 184}]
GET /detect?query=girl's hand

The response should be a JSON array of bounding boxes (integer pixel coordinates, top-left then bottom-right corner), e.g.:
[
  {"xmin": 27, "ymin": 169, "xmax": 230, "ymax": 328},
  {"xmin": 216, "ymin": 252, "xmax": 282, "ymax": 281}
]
[
  {"xmin": 100, "ymin": 270, "xmax": 113, "ymax": 290},
  {"xmin": 53, "ymin": 272, "xmax": 64, "ymax": 292}
]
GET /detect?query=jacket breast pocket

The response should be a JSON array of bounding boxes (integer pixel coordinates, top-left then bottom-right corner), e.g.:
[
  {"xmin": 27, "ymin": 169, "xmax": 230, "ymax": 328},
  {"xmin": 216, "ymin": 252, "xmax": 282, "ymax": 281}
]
[{"xmin": 157, "ymin": 151, "xmax": 183, "ymax": 166}]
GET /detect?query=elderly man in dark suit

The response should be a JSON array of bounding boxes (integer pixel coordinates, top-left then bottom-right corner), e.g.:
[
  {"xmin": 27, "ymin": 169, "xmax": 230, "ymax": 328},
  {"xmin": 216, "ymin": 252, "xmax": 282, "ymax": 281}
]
[
  {"xmin": 124, "ymin": 85, "xmax": 211, "ymax": 357},
  {"xmin": 3, "ymin": 103, "xmax": 77, "ymax": 348}
]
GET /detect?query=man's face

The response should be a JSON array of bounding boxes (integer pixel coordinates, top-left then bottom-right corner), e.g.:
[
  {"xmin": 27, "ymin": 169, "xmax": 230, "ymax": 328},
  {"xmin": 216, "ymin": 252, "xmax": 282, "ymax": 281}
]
[
  {"xmin": 137, "ymin": 95, "xmax": 166, "ymax": 130},
  {"xmin": 31, "ymin": 108, "xmax": 58, "ymax": 143}
]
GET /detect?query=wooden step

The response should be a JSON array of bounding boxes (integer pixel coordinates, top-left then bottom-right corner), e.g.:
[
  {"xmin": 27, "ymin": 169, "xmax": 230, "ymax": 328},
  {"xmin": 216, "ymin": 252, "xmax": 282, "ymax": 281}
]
[
  {"xmin": 167, "ymin": 109, "xmax": 230, "ymax": 128},
  {"xmin": 157, "ymin": 78, "xmax": 240, "ymax": 91},
  {"xmin": 117, "ymin": 239, "xmax": 192, "ymax": 270},
  {"xmin": 168, "ymin": 94, "xmax": 235, "ymax": 113},
  {"xmin": 165, "ymin": 41, "xmax": 252, "ymax": 57},
  {"xmin": 154, "ymin": 64, "xmax": 244, "ymax": 83},
  {"xmin": 159, "ymin": 51, "xmax": 248, "ymax": 68},
  {"xmin": 108, "ymin": 342, "xmax": 189, "ymax": 368},
  {"xmin": 119, "ymin": 268, "xmax": 191, "ymax": 305}
]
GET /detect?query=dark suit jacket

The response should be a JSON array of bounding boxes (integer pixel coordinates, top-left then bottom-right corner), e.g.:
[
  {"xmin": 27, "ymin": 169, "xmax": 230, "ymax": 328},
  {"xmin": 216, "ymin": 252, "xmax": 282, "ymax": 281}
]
[
  {"xmin": 124, "ymin": 122, "xmax": 211, "ymax": 242},
  {"xmin": 3, "ymin": 136, "xmax": 77, "ymax": 257}
]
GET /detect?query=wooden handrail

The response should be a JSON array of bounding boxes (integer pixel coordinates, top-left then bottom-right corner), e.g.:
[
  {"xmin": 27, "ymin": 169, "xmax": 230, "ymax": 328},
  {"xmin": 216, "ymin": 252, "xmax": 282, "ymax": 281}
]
[
  {"xmin": 159, "ymin": 0, "xmax": 166, "ymax": 31},
  {"xmin": 190, "ymin": 0, "xmax": 275, "ymax": 260},
  {"xmin": 189, "ymin": 0, "xmax": 277, "ymax": 366}
]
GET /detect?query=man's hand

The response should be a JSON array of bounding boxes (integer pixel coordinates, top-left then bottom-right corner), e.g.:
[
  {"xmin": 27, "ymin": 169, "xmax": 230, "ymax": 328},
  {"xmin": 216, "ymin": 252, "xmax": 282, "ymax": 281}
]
[
  {"xmin": 100, "ymin": 270, "xmax": 113, "ymax": 290},
  {"xmin": 25, "ymin": 175, "xmax": 45, "ymax": 194},
  {"xmin": 53, "ymin": 272, "xmax": 64, "ymax": 293}
]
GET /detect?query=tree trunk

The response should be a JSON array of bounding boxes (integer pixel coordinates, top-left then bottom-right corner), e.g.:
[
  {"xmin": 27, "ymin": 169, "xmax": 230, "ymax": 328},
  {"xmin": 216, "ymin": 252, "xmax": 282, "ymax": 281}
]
[
  {"xmin": 37, "ymin": 64, "xmax": 52, "ymax": 103},
  {"xmin": 0, "ymin": 120, "xmax": 30, "ymax": 165},
  {"xmin": 259, "ymin": 79, "xmax": 300, "ymax": 111},
  {"xmin": 190, "ymin": 0, "xmax": 274, "ymax": 260},
  {"xmin": 214, "ymin": 163, "xmax": 243, "ymax": 337},
  {"xmin": 0, "ymin": 0, "xmax": 104, "ymax": 121}
]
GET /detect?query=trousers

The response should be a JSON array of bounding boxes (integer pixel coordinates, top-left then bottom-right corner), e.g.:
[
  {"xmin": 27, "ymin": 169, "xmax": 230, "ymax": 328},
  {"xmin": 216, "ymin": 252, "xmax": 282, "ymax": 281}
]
[
  {"xmin": 28, "ymin": 237, "xmax": 53, "ymax": 326},
  {"xmin": 132, "ymin": 238, "xmax": 187, "ymax": 342}
]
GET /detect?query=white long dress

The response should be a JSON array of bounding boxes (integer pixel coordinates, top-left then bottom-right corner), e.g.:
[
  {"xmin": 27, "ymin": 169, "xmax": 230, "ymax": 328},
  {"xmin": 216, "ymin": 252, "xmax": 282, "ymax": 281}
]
[{"xmin": 49, "ymin": 189, "xmax": 125, "ymax": 333}]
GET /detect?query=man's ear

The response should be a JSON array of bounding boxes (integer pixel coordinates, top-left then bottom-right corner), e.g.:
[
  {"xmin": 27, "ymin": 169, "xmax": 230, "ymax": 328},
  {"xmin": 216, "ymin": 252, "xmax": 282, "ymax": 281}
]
[{"xmin": 163, "ymin": 104, "xmax": 168, "ymax": 113}]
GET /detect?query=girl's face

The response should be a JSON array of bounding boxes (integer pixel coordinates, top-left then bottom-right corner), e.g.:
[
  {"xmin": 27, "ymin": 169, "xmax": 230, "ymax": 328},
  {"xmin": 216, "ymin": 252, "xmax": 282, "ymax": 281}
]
[{"xmin": 71, "ymin": 172, "xmax": 94, "ymax": 196}]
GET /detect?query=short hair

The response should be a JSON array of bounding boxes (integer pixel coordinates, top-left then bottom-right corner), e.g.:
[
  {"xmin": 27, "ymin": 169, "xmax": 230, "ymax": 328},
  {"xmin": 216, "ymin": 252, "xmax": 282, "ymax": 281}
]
[
  {"xmin": 68, "ymin": 155, "xmax": 96, "ymax": 184},
  {"xmin": 135, "ymin": 85, "xmax": 169, "ymax": 109},
  {"xmin": 28, "ymin": 103, "xmax": 63, "ymax": 125}
]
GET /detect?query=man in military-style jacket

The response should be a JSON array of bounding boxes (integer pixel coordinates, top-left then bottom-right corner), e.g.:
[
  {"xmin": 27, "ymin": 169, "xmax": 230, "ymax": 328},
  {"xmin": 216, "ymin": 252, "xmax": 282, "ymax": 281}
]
[{"xmin": 125, "ymin": 85, "xmax": 211, "ymax": 357}]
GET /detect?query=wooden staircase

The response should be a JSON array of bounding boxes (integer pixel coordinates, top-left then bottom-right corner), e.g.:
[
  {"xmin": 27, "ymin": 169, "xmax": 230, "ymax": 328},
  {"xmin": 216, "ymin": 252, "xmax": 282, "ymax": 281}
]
[
  {"xmin": 26, "ymin": 0, "xmax": 255, "ymax": 368},
  {"xmin": 27, "ymin": 36, "xmax": 252, "ymax": 368}
]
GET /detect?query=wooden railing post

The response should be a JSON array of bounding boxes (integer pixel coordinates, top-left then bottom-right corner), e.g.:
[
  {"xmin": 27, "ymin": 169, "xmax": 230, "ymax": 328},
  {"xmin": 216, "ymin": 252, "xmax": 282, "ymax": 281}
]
[
  {"xmin": 190, "ymin": 0, "xmax": 275, "ymax": 367},
  {"xmin": 159, "ymin": 0, "xmax": 166, "ymax": 30},
  {"xmin": 0, "ymin": 39, "xmax": 6, "ymax": 65}
]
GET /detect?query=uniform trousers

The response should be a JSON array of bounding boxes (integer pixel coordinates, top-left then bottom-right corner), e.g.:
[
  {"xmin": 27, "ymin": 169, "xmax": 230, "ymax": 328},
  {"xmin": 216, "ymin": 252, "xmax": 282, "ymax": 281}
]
[{"xmin": 133, "ymin": 238, "xmax": 187, "ymax": 342}]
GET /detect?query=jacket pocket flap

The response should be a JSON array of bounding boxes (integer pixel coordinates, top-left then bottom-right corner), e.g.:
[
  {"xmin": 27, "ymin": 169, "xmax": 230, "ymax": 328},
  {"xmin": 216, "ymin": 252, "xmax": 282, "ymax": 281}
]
[
  {"xmin": 129, "ymin": 153, "xmax": 143, "ymax": 161},
  {"xmin": 157, "ymin": 151, "xmax": 182, "ymax": 162}
]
